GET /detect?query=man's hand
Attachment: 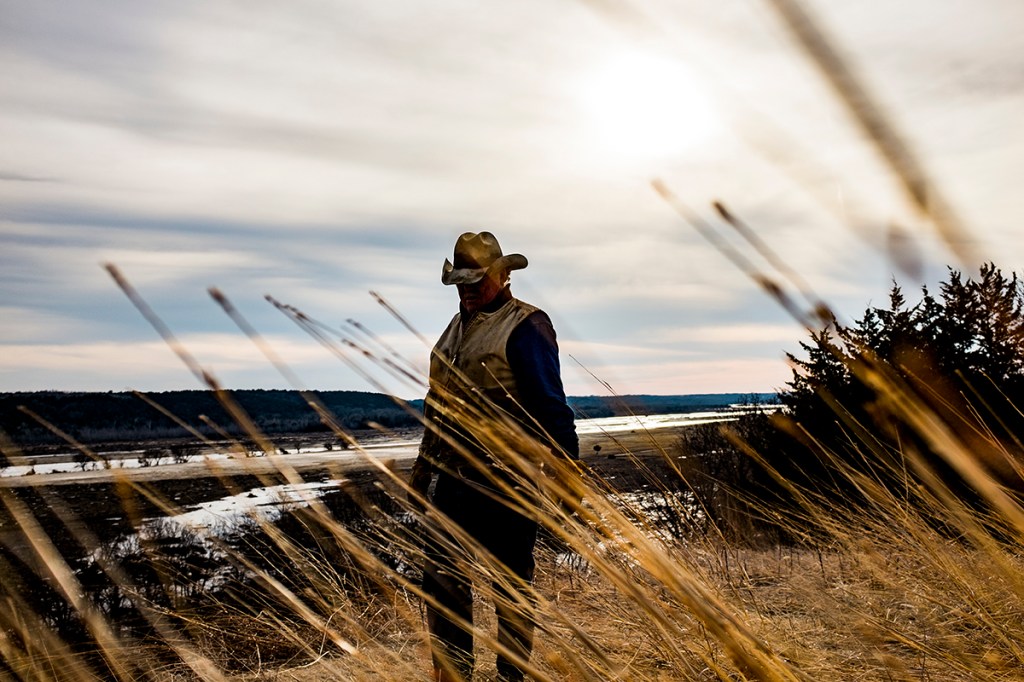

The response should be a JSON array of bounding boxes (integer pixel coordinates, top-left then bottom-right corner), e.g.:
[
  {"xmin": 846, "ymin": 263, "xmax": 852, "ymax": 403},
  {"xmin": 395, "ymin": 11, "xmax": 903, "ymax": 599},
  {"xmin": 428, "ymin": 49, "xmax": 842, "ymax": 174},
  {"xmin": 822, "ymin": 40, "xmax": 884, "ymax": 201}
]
[
  {"xmin": 409, "ymin": 456, "xmax": 433, "ymax": 513},
  {"xmin": 545, "ymin": 457, "xmax": 587, "ymax": 516}
]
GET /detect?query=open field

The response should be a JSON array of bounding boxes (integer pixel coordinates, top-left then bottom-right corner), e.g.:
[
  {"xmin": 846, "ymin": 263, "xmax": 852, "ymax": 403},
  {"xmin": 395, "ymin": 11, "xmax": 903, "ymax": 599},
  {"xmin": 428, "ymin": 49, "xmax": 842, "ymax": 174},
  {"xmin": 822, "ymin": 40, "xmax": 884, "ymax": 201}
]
[
  {"xmin": 0, "ymin": 426, "xmax": 684, "ymax": 561},
  {"xmin": 7, "ymin": 417, "xmax": 1021, "ymax": 681},
  {"xmin": 0, "ymin": 424, "xmax": 683, "ymax": 488},
  {"xmin": 239, "ymin": 544, "xmax": 1010, "ymax": 682}
]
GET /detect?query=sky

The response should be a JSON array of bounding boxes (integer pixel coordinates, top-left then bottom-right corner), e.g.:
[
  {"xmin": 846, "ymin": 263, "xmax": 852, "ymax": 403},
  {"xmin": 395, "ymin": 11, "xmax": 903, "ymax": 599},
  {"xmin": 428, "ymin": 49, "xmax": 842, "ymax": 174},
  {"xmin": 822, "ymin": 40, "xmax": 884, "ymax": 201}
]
[{"xmin": 2, "ymin": 0, "xmax": 1022, "ymax": 399}]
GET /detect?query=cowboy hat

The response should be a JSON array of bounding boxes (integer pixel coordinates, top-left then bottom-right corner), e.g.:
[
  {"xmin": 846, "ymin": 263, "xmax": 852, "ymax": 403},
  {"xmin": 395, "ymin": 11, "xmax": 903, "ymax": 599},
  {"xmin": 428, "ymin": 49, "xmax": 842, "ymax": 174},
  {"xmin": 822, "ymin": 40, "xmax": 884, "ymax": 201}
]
[{"xmin": 441, "ymin": 231, "xmax": 528, "ymax": 285}]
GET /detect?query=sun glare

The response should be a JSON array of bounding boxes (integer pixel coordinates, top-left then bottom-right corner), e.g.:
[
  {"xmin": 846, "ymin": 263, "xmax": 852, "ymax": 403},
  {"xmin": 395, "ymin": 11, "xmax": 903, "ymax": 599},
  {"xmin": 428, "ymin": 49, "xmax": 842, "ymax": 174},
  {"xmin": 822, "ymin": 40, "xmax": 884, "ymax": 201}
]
[{"xmin": 577, "ymin": 50, "xmax": 719, "ymax": 166}]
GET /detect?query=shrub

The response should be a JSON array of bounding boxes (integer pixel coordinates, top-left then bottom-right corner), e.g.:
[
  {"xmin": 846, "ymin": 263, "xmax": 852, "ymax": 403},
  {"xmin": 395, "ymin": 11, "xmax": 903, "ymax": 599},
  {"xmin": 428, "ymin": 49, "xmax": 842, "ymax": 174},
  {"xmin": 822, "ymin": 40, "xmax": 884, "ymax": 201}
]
[{"xmin": 675, "ymin": 409, "xmax": 794, "ymax": 545}]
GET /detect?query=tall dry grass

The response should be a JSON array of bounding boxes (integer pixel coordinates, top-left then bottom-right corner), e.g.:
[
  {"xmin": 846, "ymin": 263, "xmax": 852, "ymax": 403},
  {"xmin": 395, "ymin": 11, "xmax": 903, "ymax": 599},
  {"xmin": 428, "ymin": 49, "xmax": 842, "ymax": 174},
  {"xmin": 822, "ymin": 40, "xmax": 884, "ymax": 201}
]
[
  {"xmin": 6, "ymin": 261, "xmax": 1024, "ymax": 680},
  {"xmin": 3, "ymin": 2, "xmax": 1023, "ymax": 681}
]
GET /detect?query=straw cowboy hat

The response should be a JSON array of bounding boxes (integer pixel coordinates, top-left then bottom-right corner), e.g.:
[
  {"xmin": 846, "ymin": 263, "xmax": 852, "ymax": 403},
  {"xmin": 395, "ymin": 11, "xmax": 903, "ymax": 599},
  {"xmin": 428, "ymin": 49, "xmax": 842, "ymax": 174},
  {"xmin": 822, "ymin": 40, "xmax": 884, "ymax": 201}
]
[{"xmin": 441, "ymin": 231, "xmax": 528, "ymax": 285}]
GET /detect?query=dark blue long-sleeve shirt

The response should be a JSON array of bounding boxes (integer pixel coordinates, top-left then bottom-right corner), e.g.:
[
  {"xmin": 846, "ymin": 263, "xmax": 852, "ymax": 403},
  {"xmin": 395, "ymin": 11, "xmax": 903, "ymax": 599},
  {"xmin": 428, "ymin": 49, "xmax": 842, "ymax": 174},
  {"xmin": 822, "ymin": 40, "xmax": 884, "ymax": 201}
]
[{"xmin": 506, "ymin": 310, "xmax": 579, "ymax": 459}]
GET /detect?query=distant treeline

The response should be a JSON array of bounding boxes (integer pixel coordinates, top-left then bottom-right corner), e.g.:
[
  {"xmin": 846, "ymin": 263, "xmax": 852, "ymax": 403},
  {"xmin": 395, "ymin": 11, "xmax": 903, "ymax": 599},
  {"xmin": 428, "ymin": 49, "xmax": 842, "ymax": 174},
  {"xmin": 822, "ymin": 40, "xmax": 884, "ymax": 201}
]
[
  {"xmin": 0, "ymin": 390, "xmax": 777, "ymax": 447},
  {"xmin": 0, "ymin": 389, "xmax": 419, "ymax": 446},
  {"xmin": 567, "ymin": 393, "xmax": 778, "ymax": 419}
]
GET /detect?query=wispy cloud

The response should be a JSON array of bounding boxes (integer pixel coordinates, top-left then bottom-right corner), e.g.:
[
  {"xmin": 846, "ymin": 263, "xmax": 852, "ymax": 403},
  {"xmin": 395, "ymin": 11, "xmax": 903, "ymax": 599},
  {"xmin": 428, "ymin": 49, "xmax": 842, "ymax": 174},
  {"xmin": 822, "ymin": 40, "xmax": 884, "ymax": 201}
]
[
  {"xmin": 1, "ymin": 0, "xmax": 1021, "ymax": 394},
  {"xmin": 0, "ymin": 332, "xmax": 421, "ymax": 394},
  {"xmin": 649, "ymin": 323, "xmax": 803, "ymax": 346},
  {"xmin": 0, "ymin": 306, "xmax": 89, "ymax": 343}
]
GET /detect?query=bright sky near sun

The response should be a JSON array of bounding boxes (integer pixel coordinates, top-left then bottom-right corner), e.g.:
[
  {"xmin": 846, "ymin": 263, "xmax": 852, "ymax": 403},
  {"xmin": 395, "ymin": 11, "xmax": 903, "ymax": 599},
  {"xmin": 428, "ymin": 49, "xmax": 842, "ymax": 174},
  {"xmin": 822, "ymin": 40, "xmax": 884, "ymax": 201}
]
[
  {"xmin": 2, "ymin": 0, "xmax": 1022, "ymax": 399},
  {"xmin": 578, "ymin": 51, "xmax": 720, "ymax": 166}
]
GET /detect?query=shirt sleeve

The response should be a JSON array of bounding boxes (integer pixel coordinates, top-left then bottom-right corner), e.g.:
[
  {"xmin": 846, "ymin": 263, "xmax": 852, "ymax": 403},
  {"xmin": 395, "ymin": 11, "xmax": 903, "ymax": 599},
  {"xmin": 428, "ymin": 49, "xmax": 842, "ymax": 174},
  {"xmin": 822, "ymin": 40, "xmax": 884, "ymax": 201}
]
[{"xmin": 506, "ymin": 310, "xmax": 579, "ymax": 459}]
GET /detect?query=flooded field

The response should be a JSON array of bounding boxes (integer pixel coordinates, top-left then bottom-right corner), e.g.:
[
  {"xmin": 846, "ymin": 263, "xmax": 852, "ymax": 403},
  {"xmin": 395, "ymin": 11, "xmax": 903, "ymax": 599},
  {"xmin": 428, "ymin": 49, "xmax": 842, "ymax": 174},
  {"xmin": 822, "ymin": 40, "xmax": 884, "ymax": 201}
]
[
  {"xmin": 0, "ymin": 409, "xmax": 710, "ymax": 666},
  {"xmin": 0, "ymin": 407, "xmax": 744, "ymax": 580},
  {"xmin": 1, "ymin": 407, "xmax": 767, "ymax": 479}
]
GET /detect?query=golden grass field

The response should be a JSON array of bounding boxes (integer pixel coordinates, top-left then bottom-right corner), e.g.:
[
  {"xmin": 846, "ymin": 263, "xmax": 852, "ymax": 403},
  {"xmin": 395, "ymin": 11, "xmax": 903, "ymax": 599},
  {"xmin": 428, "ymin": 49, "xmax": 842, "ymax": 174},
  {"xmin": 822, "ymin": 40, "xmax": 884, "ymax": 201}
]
[
  {"xmin": 5, "ymin": 2, "xmax": 1023, "ymax": 679},
  {"xmin": 6, "ymin": 418, "xmax": 1017, "ymax": 682},
  {"xmin": 5, "ymin": 344, "xmax": 1024, "ymax": 682}
]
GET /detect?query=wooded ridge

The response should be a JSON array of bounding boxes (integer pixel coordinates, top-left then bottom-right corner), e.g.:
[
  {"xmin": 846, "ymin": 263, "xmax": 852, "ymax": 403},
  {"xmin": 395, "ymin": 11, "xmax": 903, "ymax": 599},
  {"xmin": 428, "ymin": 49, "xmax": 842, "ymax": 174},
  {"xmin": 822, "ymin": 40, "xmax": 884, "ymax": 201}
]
[{"xmin": 0, "ymin": 390, "xmax": 775, "ymax": 446}]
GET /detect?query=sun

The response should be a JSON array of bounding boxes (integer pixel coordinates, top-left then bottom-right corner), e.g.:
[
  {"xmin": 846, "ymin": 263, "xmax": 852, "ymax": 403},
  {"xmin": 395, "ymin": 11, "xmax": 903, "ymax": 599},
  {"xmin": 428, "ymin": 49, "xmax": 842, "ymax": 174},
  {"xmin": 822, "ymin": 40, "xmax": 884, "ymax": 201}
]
[{"xmin": 576, "ymin": 50, "xmax": 719, "ymax": 166}]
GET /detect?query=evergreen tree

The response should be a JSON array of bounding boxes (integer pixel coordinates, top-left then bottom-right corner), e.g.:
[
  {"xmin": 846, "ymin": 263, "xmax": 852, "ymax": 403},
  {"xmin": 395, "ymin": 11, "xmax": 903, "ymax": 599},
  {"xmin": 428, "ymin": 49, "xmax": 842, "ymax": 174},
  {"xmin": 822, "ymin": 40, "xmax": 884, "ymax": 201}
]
[{"xmin": 783, "ymin": 263, "xmax": 1024, "ymax": 500}]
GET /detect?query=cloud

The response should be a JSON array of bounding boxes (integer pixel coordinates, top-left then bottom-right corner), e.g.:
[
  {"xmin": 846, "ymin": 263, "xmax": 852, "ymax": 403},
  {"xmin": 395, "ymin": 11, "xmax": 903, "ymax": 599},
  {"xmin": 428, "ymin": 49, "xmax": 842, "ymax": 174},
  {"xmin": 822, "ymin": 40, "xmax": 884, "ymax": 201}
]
[
  {"xmin": 0, "ymin": 306, "xmax": 89, "ymax": 343},
  {"xmin": 559, "ymin": 336, "xmax": 791, "ymax": 396},
  {"xmin": 0, "ymin": 333, "xmax": 789, "ymax": 397},
  {"xmin": 649, "ymin": 323, "xmax": 803, "ymax": 346},
  {"xmin": 0, "ymin": 171, "xmax": 56, "ymax": 183},
  {"xmin": 0, "ymin": 332, "xmax": 423, "ymax": 395},
  {"xmin": 1, "ymin": 0, "xmax": 1021, "ymax": 395},
  {"xmin": 563, "ymin": 355, "xmax": 792, "ymax": 396},
  {"xmin": 0, "ymin": 228, "xmax": 279, "ymax": 305},
  {"xmin": 104, "ymin": 249, "xmax": 279, "ymax": 288}
]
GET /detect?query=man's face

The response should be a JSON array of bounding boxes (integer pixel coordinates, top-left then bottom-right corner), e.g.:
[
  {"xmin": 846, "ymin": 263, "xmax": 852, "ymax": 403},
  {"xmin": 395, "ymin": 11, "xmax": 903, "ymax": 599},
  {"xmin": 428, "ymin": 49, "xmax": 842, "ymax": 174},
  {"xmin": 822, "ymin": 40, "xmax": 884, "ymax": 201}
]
[{"xmin": 456, "ymin": 269, "xmax": 506, "ymax": 313}]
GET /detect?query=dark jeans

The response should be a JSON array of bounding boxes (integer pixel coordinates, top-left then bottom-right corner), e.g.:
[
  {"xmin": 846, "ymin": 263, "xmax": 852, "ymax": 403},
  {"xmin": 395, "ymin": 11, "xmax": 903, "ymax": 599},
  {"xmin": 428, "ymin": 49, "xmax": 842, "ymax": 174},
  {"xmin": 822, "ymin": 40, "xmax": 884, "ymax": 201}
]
[{"xmin": 422, "ymin": 472, "xmax": 539, "ymax": 681}]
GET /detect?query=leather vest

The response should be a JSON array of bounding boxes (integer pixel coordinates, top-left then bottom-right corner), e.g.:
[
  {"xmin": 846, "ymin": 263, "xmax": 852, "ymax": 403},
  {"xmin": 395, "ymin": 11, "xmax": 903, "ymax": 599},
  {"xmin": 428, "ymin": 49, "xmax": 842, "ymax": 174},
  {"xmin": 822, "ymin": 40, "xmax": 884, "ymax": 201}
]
[{"xmin": 422, "ymin": 297, "xmax": 538, "ymax": 465}]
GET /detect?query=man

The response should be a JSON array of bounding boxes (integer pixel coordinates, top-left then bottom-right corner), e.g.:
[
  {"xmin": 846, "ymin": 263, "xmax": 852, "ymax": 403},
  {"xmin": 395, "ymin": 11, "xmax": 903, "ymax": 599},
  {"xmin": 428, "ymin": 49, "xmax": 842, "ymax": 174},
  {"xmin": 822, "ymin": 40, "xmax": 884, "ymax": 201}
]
[{"xmin": 411, "ymin": 231, "xmax": 579, "ymax": 682}]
